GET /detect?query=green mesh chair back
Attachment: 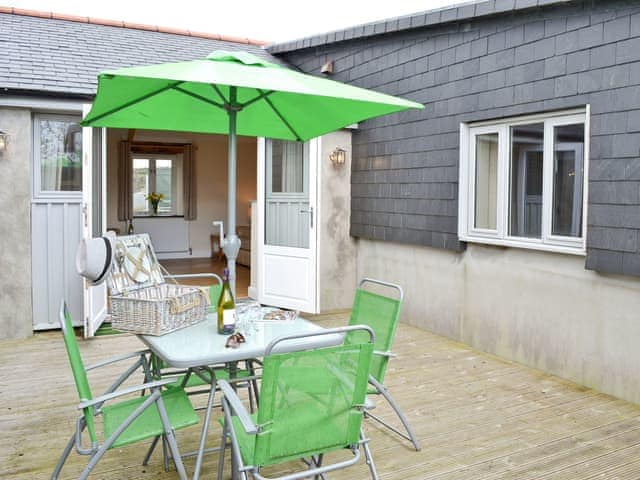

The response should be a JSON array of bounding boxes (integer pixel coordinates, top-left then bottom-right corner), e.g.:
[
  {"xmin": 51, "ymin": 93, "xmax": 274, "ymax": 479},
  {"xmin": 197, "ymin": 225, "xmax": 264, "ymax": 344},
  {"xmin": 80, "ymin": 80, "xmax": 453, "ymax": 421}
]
[
  {"xmin": 209, "ymin": 283, "xmax": 222, "ymax": 307},
  {"xmin": 250, "ymin": 341, "xmax": 373, "ymax": 467},
  {"xmin": 347, "ymin": 284, "xmax": 402, "ymax": 384},
  {"xmin": 59, "ymin": 303, "xmax": 97, "ymax": 443}
]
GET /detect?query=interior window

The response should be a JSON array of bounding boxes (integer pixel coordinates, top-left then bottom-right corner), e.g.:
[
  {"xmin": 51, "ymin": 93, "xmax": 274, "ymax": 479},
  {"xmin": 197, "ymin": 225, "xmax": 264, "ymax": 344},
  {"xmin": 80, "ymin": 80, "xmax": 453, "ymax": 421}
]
[{"xmin": 132, "ymin": 154, "xmax": 183, "ymax": 216}]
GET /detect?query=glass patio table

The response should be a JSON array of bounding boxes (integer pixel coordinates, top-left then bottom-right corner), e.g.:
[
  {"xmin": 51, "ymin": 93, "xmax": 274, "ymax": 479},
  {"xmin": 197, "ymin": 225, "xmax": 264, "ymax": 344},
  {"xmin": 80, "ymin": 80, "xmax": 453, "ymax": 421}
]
[{"xmin": 138, "ymin": 311, "xmax": 342, "ymax": 480}]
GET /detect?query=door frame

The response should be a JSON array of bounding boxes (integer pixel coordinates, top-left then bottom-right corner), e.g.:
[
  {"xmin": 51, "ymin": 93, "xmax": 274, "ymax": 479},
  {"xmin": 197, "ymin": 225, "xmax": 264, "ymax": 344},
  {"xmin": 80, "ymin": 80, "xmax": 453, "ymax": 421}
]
[
  {"xmin": 255, "ymin": 137, "xmax": 320, "ymax": 313},
  {"xmin": 81, "ymin": 103, "xmax": 109, "ymax": 337}
]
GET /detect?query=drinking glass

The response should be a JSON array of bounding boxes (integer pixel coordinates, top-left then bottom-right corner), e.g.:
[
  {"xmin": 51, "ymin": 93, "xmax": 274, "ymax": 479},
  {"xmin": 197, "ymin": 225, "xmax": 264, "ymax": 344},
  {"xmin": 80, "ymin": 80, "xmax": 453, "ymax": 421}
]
[{"xmin": 237, "ymin": 299, "xmax": 260, "ymax": 336}]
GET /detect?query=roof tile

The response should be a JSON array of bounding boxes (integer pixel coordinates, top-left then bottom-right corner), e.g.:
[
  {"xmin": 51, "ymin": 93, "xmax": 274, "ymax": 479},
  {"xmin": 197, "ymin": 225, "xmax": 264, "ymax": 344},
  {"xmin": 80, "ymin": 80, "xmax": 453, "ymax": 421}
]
[{"xmin": 0, "ymin": 12, "xmax": 280, "ymax": 96}]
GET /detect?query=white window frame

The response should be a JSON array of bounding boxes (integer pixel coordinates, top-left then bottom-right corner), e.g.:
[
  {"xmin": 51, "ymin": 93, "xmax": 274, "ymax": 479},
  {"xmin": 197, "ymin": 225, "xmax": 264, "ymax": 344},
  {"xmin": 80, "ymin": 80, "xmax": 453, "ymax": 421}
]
[
  {"xmin": 459, "ymin": 107, "xmax": 590, "ymax": 255},
  {"xmin": 32, "ymin": 113, "xmax": 84, "ymax": 200},
  {"xmin": 132, "ymin": 153, "xmax": 182, "ymax": 216}
]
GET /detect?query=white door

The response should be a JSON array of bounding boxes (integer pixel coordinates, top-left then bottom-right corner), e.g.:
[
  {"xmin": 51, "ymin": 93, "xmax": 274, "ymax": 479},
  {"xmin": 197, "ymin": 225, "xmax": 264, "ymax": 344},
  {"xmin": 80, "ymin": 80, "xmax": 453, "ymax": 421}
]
[
  {"xmin": 81, "ymin": 104, "xmax": 108, "ymax": 337},
  {"xmin": 31, "ymin": 113, "xmax": 84, "ymax": 329},
  {"xmin": 257, "ymin": 137, "xmax": 318, "ymax": 313}
]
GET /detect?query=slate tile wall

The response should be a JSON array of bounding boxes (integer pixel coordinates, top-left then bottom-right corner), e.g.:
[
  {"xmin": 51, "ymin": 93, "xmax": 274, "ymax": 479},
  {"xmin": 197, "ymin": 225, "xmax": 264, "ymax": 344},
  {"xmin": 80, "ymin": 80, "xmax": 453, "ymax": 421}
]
[{"xmin": 277, "ymin": 0, "xmax": 640, "ymax": 275}]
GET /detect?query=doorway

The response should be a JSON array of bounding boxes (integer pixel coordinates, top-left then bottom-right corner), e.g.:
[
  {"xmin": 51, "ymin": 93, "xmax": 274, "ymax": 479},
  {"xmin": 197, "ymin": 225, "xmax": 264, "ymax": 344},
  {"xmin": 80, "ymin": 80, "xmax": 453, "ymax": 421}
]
[{"xmin": 31, "ymin": 113, "xmax": 84, "ymax": 329}]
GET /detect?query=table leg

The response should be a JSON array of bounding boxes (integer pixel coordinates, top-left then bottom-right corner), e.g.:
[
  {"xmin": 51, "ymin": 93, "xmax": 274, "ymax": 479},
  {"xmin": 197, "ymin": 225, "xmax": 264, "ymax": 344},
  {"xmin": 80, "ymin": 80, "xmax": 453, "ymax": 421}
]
[
  {"xmin": 193, "ymin": 367, "xmax": 216, "ymax": 480},
  {"xmin": 226, "ymin": 361, "xmax": 239, "ymax": 480}
]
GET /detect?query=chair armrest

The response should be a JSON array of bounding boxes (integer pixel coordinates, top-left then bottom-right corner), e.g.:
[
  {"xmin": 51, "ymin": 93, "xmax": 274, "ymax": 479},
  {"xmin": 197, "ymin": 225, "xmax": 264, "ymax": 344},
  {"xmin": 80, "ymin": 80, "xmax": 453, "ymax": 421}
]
[
  {"xmin": 373, "ymin": 350, "xmax": 396, "ymax": 358},
  {"xmin": 78, "ymin": 378, "xmax": 179, "ymax": 409},
  {"xmin": 85, "ymin": 349, "xmax": 151, "ymax": 371},
  {"xmin": 218, "ymin": 379, "xmax": 259, "ymax": 434}
]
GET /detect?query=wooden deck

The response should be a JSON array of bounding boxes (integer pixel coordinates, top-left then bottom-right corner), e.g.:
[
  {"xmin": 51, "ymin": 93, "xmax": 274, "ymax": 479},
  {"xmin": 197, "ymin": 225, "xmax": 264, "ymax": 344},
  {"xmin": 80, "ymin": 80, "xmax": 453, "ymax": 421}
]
[{"xmin": 2, "ymin": 312, "xmax": 639, "ymax": 480}]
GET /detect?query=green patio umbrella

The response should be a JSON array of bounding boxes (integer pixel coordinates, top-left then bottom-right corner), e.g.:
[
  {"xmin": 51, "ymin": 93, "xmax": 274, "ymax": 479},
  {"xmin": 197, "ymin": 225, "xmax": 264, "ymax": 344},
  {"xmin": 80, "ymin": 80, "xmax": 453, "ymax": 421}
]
[{"xmin": 82, "ymin": 50, "xmax": 423, "ymax": 294}]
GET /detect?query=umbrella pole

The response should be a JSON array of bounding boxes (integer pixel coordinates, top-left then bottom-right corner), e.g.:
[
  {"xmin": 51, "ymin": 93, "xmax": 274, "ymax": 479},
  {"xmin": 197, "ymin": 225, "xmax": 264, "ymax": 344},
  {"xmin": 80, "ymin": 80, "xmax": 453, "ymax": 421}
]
[{"xmin": 223, "ymin": 87, "xmax": 241, "ymax": 297}]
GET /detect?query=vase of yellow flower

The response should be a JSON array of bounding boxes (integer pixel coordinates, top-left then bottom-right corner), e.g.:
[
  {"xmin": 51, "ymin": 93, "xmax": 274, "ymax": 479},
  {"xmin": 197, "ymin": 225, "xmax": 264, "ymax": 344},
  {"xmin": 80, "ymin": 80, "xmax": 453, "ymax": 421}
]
[{"xmin": 146, "ymin": 192, "xmax": 164, "ymax": 215}]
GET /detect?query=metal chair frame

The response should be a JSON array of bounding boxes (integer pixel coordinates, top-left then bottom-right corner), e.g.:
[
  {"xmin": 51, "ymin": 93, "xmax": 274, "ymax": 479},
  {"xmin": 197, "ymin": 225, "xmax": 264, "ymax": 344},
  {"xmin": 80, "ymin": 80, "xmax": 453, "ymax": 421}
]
[
  {"xmin": 217, "ymin": 325, "xmax": 380, "ymax": 480},
  {"xmin": 353, "ymin": 278, "xmax": 421, "ymax": 451},
  {"xmin": 52, "ymin": 301, "xmax": 197, "ymax": 480}
]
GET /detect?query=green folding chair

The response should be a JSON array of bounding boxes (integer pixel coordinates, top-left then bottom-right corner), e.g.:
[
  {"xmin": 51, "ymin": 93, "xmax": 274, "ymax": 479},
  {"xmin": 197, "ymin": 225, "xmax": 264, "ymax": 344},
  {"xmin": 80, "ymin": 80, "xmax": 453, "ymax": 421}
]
[
  {"xmin": 217, "ymin": 325, "xmax": 379, "ymax": 480},
  {"xmin": 53, "ymin": 301, "xmax": 199, "ymax": 480},
  {"xmin": 347, "ymin": 278, "xmax": 421, "ymax": 451}
]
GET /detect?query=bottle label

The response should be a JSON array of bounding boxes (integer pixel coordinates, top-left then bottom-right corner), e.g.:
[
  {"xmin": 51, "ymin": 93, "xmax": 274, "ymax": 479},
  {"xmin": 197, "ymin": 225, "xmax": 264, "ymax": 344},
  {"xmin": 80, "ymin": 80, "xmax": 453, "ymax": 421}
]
[{"xmin": 223, "ymin": 308, "xmax": 236, "ymax": 327}]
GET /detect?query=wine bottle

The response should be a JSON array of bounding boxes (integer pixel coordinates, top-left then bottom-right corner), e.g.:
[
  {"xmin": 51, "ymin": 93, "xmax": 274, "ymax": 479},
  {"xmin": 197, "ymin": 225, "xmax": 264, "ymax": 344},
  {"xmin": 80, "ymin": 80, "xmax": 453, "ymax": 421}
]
[
  {"xmin": 217, "ymin": 268, "xmax": 236, "ymax": 335},
  {"xmin": 127, "ymin": 219, "xmax": 134, "ymax": 234}
]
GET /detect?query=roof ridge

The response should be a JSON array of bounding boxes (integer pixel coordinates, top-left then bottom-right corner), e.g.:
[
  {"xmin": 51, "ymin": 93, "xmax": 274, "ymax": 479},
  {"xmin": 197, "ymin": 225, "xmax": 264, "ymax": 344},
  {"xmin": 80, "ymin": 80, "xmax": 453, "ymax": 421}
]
[
  {"xmin": 0, "ymin": 5, "xmax": 270, "ymax": 46},
  {"xmin": 268, "ymin": 0, "xmax": 574, "ymax": 54}
]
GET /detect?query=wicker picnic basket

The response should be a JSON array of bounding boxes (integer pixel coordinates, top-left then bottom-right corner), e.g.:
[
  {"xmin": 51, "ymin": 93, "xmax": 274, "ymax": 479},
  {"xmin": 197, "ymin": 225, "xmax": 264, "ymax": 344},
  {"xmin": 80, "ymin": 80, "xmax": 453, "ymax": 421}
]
[{"xmin": 107, "ymin": 234, "xmax": 207, "ymax": 336}]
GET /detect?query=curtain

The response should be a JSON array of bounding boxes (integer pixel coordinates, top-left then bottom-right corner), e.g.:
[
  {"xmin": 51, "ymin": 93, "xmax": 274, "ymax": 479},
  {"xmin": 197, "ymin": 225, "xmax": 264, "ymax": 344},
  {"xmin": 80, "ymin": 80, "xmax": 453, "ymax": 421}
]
[
  {"xmin": 183, "ymin": 144, "xmax": 197, "ymax": 220},
  {"xmin": 117, "ymin": 140, "xmax": 132, "ymax": 221}
]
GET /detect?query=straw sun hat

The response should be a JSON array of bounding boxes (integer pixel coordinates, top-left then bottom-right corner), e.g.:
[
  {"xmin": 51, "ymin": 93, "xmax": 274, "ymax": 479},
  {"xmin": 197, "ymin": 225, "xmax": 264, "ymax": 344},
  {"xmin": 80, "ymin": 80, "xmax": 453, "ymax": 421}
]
[{"xmin": 75, "ymin": 231, "xmax": 117, "ymax": 285}]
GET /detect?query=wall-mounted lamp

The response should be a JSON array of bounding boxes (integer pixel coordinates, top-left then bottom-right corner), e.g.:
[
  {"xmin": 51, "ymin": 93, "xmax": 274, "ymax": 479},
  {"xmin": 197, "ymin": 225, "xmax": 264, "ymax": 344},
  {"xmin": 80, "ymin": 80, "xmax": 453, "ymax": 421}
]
[
  {"xmin": 329, "ymin": 147, "xmax": 346, "ymax": 167},
  {"xmin": 321, "ymin": 60, "xmax": 334, "ymax": 75},
  {"xmin": 0, "ymin": 130, "xmax": 8, "ymax": 154}
]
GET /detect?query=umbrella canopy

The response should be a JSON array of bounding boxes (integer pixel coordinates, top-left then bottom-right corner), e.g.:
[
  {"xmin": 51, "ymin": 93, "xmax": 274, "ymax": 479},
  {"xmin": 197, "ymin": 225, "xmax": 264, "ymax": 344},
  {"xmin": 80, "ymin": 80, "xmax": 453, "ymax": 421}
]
[
  {"xmin": 82, "ymin": 50, "xmax": 422, "ymax": 141},
  {"xmin": 82, "ymin": 50, "xmax": 423, "ymax": 294}
]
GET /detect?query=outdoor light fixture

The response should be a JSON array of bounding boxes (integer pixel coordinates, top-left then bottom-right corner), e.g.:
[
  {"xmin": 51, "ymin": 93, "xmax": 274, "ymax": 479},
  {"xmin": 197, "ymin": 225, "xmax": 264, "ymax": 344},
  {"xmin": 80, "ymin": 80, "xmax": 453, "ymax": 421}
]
[
  {"xmin": 329, "ymin": 147, "xmax": 346, "ymax": 167},
  {"xmin": 0, "ymin": 130, "xmax": 8, "ymax": 154}
]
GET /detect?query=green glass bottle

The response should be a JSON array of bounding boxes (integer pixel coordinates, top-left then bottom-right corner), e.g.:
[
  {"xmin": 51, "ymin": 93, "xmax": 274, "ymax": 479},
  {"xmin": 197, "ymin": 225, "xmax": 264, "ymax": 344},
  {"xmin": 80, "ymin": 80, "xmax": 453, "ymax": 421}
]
[{"xmin": 217, "ymin": 268, "xmax": 236, "ymax": 334}]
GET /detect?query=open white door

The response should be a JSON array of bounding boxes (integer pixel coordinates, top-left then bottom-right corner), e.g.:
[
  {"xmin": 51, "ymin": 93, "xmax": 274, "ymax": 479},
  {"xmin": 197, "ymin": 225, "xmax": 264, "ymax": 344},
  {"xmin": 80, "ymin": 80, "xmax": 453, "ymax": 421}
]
[
  {"xmin": 257, "ymin": 137, "xmax": 318, "ymax": 313},
  {"xmin": 81, "ymin": 103, "xmax": 108, "ymax": 337}
]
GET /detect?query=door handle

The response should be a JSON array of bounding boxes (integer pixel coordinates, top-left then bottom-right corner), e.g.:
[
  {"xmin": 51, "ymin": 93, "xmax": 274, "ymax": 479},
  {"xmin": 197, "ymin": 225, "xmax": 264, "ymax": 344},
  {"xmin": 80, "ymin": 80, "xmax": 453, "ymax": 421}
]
[{"xmin": 299, "ymin": 206, "xmax": 314, "ymax": 229}]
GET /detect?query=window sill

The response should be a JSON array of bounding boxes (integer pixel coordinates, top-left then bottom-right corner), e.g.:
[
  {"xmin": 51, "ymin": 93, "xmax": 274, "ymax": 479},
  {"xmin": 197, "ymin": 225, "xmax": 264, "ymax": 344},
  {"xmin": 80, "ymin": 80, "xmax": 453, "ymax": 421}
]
[{"xmin": 459, "ymin": 234, "xmax": 586, "ymax": 256}]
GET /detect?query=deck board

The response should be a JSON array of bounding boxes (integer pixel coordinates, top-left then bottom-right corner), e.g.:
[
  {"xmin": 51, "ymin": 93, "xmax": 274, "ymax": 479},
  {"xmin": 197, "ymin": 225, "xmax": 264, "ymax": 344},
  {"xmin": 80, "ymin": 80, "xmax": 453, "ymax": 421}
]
[{"xmin": 1, "ymin": 312, "xmax": 639, "ymax": 479}]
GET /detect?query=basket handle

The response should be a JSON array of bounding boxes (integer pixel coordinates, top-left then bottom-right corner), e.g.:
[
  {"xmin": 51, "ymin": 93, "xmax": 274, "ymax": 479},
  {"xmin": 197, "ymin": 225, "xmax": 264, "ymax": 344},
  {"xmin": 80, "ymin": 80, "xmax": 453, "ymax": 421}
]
[{"xmin": 167, "ymin": 289, "xmax": 207, "ymax": 314}]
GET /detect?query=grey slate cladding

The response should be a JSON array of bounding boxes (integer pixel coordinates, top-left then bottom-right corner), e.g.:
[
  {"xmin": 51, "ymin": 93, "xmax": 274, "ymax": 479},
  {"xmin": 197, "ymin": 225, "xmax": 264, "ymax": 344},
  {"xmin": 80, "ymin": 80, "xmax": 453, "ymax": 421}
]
[
  {"xmin": 0, "ymin": 14, "xmax": 279, "ymax": 96},
  {"xmin": 276, "ymin": 0, "xmax": 640, "ymax": 276}
]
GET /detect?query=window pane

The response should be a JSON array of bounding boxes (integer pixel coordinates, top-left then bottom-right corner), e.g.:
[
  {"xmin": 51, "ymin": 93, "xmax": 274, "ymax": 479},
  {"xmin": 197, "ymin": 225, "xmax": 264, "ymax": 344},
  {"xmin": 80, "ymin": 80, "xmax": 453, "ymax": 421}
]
[
  {"xmin": 133, "ymin": 158, "xmax": 149, "ymax": 214},
  {"xmin": 39, "ymin": 119, "xmax": 82, "ymax": 191},
  {"xmin": 509, "ymin": 123, "xmax": 544, "ymax": 238},
  {"xmin": 552, "ymin": 124, "xmax": 584, "ymax": 237},
  {"xmin": 155, "ymin": 159, "xmax": 173, "ymax": 213},
  {"xmin": 266, "ymin": 140, "xmax": 309, "ymax": 248},
  {"xmin": 271, "ymin": 140, "xmax": 304, "ymax": 193},
  {"xmin": 474, "ymin": 133, "xmax": 498, "ymax": 230}
]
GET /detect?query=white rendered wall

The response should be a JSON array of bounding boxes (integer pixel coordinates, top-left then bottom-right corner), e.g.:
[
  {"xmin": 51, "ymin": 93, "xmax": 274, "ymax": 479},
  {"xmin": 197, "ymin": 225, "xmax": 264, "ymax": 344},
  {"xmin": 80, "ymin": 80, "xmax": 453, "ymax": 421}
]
[{"xmin": 357, "ymin": 239, "xmax": 640, "ymax": 404}]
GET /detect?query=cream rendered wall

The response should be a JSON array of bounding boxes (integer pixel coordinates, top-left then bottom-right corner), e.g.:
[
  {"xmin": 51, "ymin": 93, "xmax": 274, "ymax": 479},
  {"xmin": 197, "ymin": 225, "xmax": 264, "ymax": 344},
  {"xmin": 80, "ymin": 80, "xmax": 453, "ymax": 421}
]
[
  {"xmin": 356, "ymin": 239, "xmax": 640, "ymax": 404},
  {"xmin": 0, "ymin": 108, "xmax": 32, "ymax": 339},
  {"xmin": 318, "ymin": 131, "xmax": 357, "ymax": 311},
  {"xmin": 106, "ymin": 129, "xmax": 256, "ymax": 257}
]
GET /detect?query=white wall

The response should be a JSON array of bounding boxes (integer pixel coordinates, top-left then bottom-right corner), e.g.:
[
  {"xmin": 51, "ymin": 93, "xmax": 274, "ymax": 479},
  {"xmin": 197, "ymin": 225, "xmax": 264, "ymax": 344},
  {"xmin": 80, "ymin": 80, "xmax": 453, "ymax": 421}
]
[
  {"xmin": 356, "ymin": 239, "xmax": 640, "ymax": 404},
  {"xmin": 106, "ymin": 129, "xmax": 256, "ymax": 257}
]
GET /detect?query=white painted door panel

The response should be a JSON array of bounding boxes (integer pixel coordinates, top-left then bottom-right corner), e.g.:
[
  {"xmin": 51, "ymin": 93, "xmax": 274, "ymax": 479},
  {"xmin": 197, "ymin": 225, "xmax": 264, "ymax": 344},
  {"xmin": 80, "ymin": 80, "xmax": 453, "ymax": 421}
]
[
  {"xmin": 257, "ymin": 138, "xmax": 318, "ymax": 313},
  {"xmin": 31, "ymin": 201, "xmax": 83, "ymax": 329},
  {"xmin": 263, "ymin": 248, "xmax": 312, "ymax": 306},
  {"xmin": 31, "ymin": 112, "xmax": 85, "ymax": 330}
]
